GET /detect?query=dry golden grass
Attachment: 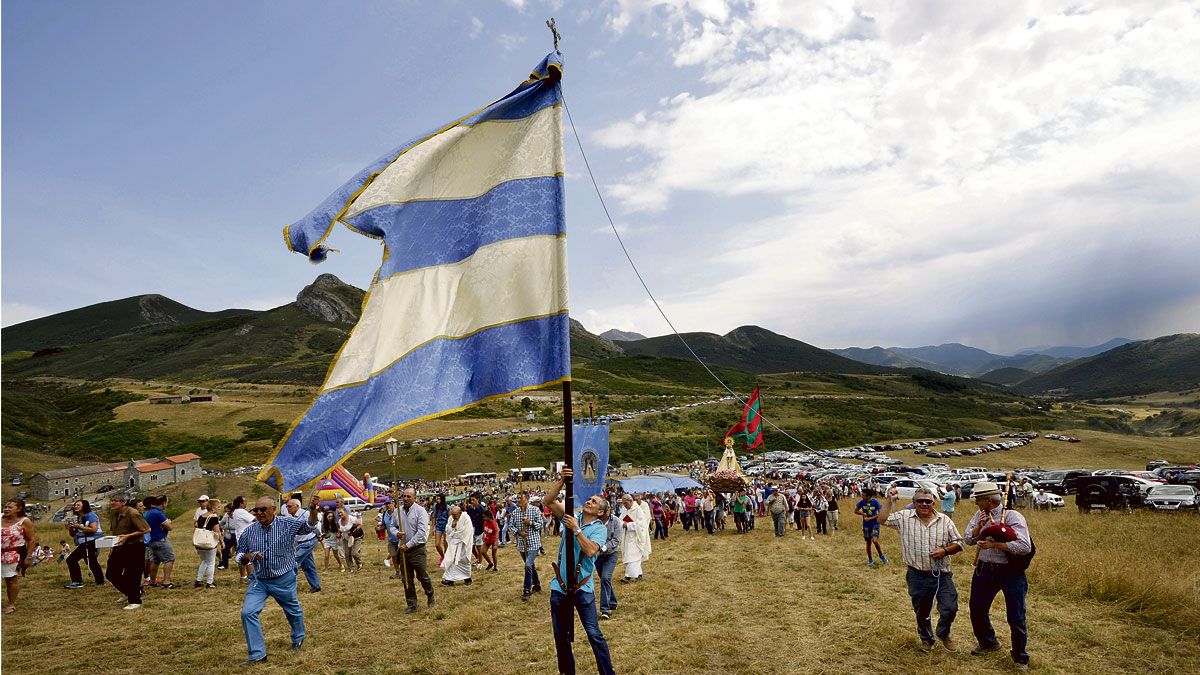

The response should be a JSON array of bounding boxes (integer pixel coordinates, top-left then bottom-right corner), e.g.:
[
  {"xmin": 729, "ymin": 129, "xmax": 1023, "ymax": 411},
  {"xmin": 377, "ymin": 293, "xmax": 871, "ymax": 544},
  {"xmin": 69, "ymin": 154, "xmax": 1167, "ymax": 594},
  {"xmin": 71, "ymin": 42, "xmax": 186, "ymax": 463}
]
[{"xmin": 2, "ymin": 505, "xmax": 1197, "ymax": 674}]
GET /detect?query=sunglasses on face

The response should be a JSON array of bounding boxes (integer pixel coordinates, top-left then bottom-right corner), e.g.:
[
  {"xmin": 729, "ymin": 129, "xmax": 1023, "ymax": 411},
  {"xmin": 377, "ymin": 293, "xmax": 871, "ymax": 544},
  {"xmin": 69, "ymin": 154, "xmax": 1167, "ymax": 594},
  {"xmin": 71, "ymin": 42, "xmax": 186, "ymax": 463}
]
[
  {"xmin": 251, "ymin": 507, "xmax": 271, "ymax": 514},
  {"xmin": 913, "ymin": 499, "xmax": 935, "ymax": 505}
]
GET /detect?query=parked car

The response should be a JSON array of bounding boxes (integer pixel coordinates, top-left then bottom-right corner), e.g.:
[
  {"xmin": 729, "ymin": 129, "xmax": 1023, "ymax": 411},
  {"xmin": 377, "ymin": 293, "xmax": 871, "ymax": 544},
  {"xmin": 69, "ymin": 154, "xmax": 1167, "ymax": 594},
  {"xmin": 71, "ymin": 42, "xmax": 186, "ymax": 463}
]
[
  {"xmin": 889, "ymin": 479, "xmax": 944, "ymax": 501},
  {"xmin": 1144, "ymin": 485, "xmax": 1200, "ymax": 511},
  {"xmin": 1072, "ymin": 475, "xmax": 1147, "ymax": 512},
  {"xmin": 1036, "ymin": 470, "xmax": 1091, "ymax": 495}
]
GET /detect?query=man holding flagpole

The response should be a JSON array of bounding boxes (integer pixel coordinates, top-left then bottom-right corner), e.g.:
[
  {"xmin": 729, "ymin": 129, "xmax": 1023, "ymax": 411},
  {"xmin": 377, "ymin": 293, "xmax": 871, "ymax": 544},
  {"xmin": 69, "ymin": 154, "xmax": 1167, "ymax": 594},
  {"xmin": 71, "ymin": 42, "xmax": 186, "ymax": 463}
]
[{"xmin": 546, "ymin": 468, "xmax": 614, "ymax": 675}]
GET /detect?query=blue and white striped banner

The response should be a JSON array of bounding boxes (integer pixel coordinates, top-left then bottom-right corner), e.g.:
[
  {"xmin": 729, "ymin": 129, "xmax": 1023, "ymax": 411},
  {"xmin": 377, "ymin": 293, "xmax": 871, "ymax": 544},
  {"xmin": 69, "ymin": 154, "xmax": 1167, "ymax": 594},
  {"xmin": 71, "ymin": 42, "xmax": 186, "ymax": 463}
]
[{"xmin": 260, "ymin": 53, "xmax": 570, "ymax": 493}]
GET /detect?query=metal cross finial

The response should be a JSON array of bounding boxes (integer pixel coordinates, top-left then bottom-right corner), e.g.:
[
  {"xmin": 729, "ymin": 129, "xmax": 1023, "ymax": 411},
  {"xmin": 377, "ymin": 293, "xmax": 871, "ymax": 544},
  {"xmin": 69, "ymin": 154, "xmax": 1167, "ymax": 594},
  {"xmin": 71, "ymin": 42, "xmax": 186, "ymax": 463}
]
[{"xmin": 546, "ymin": 17, "xmax": 560, "ymax": 51}]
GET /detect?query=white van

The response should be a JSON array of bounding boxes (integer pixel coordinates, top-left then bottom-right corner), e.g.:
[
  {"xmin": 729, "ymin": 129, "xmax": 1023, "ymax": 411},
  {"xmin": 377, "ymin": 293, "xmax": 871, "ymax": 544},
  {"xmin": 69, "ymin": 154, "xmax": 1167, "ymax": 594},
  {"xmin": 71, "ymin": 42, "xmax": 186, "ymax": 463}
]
[{"xmin": 339, "ymin": 497, "xmax": 370, "ymax": 513}]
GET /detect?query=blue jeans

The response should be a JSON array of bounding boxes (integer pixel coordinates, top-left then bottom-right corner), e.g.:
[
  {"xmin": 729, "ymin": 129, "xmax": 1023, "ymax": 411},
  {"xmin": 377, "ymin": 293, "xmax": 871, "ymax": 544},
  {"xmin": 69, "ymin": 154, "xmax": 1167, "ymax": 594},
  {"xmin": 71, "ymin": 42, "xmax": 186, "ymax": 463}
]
[
  {"xmin": 550, "ymin": 590, "xmax": 615, "ymax": 675},
  {"xmin": 294, "ymin": 537, "xmax": 320, "ymax": 591},
  {"xmin": 906, "ymin": 568, "xmax": 958, "ymax": 644},
  {"xmin": 970, "ymin": 565, "xmax": 1028, "ymax": 665},
  {"xmin": 596, "ymin": 552, "xmax": 619, "ymax": 612},
  {"xmin": 521, "ymin": 549, "xmax": 541, "ymax": 593},
  {"xmin": 220, "ymin": 534, "xmax": 236, "ymax": 567},
  {"xmin": 241, "ymin": 570, "xmax": 305, "ymax": 661}
]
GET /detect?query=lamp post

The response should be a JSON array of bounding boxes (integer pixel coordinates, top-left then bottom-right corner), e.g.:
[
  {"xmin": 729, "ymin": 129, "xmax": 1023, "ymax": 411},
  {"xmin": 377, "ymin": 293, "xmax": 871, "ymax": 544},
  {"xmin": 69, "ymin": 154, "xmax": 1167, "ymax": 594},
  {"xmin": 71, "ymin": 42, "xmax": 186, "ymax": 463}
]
[{"xmin": 386, "ymin": 437, "xmax": 399, "ymax": 492}]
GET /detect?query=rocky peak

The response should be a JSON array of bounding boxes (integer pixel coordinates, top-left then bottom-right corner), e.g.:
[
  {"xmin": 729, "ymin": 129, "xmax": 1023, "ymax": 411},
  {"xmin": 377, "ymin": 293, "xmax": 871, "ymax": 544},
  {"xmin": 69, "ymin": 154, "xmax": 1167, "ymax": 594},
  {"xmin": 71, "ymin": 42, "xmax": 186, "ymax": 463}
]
[
  {"xmin": 295, "ymin": 274, "xmax": 362, "ymax": 324},
  {"xmin": 137, "ymin": 294, "xmax": 181, "ymax": 325}
]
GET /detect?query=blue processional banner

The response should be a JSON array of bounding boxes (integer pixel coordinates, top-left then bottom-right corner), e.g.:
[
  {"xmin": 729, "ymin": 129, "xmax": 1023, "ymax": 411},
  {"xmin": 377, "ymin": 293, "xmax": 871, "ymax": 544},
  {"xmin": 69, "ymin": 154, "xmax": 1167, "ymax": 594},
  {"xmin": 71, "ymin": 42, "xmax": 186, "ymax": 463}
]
[
  {"xmin": 259, "ymin": 52, "xmax": 569, "ymax": 494},
  {"xmin": 572, "ymin": 418, "xmax": 610, "ymax": 503}
]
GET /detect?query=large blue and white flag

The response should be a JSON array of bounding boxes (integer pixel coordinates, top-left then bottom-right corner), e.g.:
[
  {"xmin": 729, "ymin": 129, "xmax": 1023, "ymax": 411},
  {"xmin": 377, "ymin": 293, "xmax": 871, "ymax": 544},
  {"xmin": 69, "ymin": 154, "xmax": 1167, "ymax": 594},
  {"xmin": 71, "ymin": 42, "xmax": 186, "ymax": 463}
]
[
  {"xmin": 260, "ymin": 53, "xmax": 570, "ymax": 493},
  {"xmin": 572, "ymin": 418, "xmax": 610, "ymax": 504}
]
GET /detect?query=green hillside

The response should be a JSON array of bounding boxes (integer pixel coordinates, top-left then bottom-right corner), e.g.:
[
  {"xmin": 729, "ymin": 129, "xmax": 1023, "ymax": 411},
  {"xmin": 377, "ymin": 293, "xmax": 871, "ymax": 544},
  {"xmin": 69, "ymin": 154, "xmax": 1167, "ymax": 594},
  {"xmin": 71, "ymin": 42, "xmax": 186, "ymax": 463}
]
[
  {"xmin": 1, "ymin": 294, "xmax": 258, "ymax": 353},
  {"xmin": 618, "ymin": 325, "xmax": 886, "ymax": 375},
  {"xmin": 978, "ymin": 367, "xmax": 1035, "ymax": 386},
  {"xmin": 972, "ymin": 353, "xmax": 1071, "ymax": 376},
  {"xmin": 1016, "ymin": 334, "xmax": 1200, "ymax": 399}
]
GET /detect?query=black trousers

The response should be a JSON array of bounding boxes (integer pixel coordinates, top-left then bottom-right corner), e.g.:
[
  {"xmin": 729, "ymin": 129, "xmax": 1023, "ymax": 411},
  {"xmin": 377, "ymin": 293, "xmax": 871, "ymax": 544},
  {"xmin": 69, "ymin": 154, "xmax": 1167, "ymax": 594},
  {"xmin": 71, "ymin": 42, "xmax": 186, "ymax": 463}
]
[
  {"xmin": 402, "ymin": 544, "xmax": 435, "ymax": 608},
  {"xmin": 67, "ymin": 540, "xmax": 104, "ymax": 584},
  {"xmin": 815, "ymin": 511, "xmax": 828, "ymax": 534},
  {"xmin": 105, "ymin": 541, "xmax": 144, "ymax": 604}
]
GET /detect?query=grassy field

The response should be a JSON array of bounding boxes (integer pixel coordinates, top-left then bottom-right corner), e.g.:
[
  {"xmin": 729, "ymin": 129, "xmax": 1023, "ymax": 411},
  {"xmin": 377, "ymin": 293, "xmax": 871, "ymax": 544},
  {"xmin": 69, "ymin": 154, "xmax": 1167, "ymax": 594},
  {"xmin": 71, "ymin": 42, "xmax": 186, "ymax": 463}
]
[{"xmin": 1, "ymin": 503, "xmax": 1197, "ymax": 674}]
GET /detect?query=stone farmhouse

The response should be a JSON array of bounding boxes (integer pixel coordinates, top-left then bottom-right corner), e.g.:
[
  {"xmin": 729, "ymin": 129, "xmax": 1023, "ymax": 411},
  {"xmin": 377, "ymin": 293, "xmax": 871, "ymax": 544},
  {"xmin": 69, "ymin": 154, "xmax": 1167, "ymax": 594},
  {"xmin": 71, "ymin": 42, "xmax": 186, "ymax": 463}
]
[{"xmin": 28, "ymin": 453, "xmax": 202, "ymax": 501}]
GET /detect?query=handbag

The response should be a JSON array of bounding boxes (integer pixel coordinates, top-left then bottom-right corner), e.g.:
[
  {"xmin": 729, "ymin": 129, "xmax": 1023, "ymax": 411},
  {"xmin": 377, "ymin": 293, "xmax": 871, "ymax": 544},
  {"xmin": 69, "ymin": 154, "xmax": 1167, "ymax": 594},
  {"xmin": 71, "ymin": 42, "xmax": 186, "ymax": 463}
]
[{"xmin": 193, "ymin": 527, "xmax": 218, "ymax": 550}]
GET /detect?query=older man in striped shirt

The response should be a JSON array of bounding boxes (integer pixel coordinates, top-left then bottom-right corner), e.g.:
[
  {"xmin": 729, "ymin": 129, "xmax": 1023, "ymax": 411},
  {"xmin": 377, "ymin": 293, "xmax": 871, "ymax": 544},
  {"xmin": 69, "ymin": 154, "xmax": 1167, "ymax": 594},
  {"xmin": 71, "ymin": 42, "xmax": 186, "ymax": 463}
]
[
  {"xmin": 236, "ymin": 494, "xmax": 320, "ymax": 667},
  {"xmin": 878, "ymin": 487, "xmax": 964, "ymax": 653}
]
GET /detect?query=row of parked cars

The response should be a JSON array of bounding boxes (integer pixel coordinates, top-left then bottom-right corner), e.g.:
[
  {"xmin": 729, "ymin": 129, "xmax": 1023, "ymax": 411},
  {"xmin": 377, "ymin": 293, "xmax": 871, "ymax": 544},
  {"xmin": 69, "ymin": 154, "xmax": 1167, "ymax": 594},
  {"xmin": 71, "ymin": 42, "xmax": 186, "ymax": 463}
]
[{"xmin": 1032, "ymin": 465, "xmax": 1200, "ymax": 512}]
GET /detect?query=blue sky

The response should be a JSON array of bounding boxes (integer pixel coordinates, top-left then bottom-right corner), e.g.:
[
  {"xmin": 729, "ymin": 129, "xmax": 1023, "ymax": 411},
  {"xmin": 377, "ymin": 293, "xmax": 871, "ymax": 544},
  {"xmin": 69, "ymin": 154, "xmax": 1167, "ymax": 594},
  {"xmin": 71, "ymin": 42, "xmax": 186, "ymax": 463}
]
[{"xmin": 3, "ymin": 1, "xmax": 1198, "ymax": 354}]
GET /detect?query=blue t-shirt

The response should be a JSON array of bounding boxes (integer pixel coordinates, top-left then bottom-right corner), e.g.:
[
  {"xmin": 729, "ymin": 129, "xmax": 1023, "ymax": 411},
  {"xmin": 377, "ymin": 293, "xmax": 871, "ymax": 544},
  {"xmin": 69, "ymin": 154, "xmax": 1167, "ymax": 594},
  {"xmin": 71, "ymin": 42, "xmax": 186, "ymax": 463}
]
[
  {"xmin": 144, "ymin": 507, "xmax": 170, "ymax": 542},
  {"xmin": 942, "ymin": 491, "xmax": 957, "ymax": 512},
  {"xmin": 74, "ymin": 512, "xmax": 102, "ymax": 544},
  {"xmin": 550, "ymin": 510, "xmax": 606, "ymax": 595},
  {"xmin": 856, "ymin": 499, "xmax": 881, "ymax": 527}
]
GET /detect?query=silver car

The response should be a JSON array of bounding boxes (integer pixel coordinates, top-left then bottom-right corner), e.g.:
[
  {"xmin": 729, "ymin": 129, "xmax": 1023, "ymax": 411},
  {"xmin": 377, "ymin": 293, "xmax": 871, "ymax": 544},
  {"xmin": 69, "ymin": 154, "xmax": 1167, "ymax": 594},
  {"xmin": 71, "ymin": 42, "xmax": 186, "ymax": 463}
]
[{"xmin": 1145, "ymin": 485, "xmax": 1200, "ymax": 511}]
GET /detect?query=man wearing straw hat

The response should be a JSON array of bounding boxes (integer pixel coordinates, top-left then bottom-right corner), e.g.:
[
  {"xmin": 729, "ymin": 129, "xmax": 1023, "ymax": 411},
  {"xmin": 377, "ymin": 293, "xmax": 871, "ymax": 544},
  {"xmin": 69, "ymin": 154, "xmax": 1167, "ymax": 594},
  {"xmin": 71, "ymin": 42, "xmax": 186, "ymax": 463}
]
[{"xmin": 964, "ymin": 480, "xmax": 1033, "ymax": 671}]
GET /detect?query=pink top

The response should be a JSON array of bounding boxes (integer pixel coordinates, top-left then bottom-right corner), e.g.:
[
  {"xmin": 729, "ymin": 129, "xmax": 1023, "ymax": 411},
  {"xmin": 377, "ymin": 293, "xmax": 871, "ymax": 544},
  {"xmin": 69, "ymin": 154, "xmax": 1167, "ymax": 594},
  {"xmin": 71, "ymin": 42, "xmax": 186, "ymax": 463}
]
[{"xmin": 1, "ymin": 521, "xmax": 28, "ymax": 565}]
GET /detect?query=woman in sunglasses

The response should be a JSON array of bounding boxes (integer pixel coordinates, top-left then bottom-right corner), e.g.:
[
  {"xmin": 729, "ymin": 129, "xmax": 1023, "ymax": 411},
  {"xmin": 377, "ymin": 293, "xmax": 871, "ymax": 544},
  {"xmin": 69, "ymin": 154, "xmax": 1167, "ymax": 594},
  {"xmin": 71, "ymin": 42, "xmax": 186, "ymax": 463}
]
[{"xmin": 876, "ymin": 487, "xmax": 964, "ymax": 653}]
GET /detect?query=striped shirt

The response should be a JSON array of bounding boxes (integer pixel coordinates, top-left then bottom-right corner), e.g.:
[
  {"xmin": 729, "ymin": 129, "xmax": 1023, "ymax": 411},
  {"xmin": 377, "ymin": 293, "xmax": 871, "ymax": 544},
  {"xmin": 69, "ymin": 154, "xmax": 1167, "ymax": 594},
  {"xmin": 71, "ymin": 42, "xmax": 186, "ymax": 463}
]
[
  {"xmin": 884, "ymin": 510, "xmax": 963, "ymax": 572},
  {"xmin": 235, "ymin": 513, "xmax": 317, "ymax": 578},
  {"xmin": 513, "ymin": 504, "xmax": 543, "ymax": 553}
]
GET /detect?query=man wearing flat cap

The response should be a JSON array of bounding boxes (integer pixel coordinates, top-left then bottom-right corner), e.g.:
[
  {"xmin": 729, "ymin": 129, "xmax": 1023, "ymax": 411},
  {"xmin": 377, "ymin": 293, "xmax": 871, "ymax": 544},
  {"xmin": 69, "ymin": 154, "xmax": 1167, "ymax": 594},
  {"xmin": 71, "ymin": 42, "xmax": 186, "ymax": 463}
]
[{"xmin": 964, "ymin": 480, "xmax": 1034, "ymax": 671}]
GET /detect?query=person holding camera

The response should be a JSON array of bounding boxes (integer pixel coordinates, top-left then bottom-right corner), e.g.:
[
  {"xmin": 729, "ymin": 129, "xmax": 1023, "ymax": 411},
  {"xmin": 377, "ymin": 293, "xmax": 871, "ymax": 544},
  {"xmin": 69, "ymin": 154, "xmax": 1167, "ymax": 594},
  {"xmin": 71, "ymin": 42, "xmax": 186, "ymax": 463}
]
[{"xmin": 64, "ymin": 499, "xmax": 104, "ymax": 589}]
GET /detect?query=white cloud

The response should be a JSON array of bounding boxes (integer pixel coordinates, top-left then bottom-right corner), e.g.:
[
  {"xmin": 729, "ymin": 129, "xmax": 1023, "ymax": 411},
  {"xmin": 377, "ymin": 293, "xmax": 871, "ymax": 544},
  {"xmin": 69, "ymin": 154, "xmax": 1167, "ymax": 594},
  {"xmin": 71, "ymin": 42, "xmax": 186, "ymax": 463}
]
[
  {"xmin": 586, "ymin": 0, "xmax": 1200, "ymax": 351},
  {"xmin": 470, "ymin": 16, "xmax": 484, "ymax": 40},
  {"xmin": 2, "ymin": 302, "xmax": 52, "ymax": 328},
  {"xmin": 496, "ymin": 32, "xmax": 528, "ymax": 53}
]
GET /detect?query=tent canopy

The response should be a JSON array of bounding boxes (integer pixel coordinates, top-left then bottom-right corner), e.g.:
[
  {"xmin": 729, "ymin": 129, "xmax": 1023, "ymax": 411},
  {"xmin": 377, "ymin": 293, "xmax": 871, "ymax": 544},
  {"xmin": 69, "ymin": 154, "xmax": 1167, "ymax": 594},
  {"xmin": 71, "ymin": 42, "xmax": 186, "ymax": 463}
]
[{"xmin": 616, "ymin": 473, "xmax": 702, "ymax": 494}]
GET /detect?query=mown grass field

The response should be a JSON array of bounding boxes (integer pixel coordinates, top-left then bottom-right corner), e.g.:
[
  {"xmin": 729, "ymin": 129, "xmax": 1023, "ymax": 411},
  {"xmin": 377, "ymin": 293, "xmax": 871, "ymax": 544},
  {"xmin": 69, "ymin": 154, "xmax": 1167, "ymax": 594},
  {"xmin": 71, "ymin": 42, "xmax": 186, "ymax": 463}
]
[{"xmin": 1, "ymin": 504, "xmax": 1197, "ymax": 674}]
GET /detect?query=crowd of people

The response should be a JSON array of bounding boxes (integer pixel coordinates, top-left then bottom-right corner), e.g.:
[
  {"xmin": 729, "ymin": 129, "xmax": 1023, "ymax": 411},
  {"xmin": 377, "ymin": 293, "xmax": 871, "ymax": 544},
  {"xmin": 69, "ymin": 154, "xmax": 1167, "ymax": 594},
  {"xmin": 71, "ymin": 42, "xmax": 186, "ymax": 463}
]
[{"xmin": 1, "ymin": 467, "xmax": 1040, "ymax": 672}]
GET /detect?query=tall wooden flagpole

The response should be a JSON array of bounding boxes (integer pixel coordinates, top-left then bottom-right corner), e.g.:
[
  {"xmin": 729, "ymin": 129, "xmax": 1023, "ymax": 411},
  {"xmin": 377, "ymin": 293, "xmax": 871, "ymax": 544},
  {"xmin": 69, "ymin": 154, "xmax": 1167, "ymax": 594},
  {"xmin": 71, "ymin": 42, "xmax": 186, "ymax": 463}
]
[{"xmin": 562, "ymin": 379, "xmax": 575, "ymax": 595}]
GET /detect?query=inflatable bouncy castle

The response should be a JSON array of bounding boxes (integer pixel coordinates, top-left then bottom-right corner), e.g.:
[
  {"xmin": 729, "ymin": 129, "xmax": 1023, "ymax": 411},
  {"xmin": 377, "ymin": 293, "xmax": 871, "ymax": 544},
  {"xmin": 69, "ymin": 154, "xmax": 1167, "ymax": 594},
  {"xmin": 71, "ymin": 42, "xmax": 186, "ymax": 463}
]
[{"xmin": 315, "ymin": 465, "xmax": 392, "ymax": 508}]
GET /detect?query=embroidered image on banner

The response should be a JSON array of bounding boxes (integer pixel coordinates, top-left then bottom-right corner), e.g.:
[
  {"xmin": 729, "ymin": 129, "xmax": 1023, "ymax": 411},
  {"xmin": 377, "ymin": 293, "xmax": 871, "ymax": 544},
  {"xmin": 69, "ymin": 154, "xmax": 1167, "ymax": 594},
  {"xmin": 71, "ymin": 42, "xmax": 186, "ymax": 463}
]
[{"xmin": 572, "ymin": 418, "xmax": 610, "ymax": 503}]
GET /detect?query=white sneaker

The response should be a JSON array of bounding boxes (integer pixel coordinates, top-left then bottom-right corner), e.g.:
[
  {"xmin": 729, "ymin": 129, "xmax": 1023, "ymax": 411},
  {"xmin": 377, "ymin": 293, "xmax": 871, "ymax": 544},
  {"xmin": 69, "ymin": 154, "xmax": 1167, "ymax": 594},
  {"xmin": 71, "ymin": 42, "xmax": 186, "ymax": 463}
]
[{"xmin": 123, "ymin": 603, "xmax": 142, "ymax": 610}]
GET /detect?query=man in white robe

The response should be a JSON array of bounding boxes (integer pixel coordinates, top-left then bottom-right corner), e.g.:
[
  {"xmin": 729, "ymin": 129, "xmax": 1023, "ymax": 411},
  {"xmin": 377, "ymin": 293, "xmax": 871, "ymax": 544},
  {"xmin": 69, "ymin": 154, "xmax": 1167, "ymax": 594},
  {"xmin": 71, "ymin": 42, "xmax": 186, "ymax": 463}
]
[
  {"xmin": 620, "ymin": 494, "xmax": 651, "ymax": 582},
  {"xmin": 439, "ymin": 505, "xmax": 473, "ymax": 586}
]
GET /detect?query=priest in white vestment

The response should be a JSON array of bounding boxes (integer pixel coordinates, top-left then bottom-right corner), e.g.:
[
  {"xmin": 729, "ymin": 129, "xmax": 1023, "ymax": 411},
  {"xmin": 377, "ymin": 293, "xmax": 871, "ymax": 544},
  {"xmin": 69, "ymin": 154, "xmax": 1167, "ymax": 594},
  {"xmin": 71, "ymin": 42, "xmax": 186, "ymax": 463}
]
[
  {"xmin": 440, "ymin": 505, "xmax": 474, "ymax": 585},
  {"xmin": 620, "ymin": 494, "xmax": 651, "ymax": 581}
]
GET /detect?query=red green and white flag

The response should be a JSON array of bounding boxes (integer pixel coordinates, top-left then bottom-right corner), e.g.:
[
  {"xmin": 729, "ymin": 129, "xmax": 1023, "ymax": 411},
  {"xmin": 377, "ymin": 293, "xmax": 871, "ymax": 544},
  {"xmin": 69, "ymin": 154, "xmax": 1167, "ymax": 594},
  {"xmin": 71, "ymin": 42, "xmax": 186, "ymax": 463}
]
[{"xmin": 725, "ymin": 386, "xmax": 764, "ymax": 451}]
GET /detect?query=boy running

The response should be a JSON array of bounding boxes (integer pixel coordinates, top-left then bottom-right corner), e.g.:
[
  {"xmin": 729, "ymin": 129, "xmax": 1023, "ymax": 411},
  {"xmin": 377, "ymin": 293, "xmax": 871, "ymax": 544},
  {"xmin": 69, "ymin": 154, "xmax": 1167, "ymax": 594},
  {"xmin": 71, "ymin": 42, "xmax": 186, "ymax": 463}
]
[{"xmin": 854, "ymin": 488, "xmax": 889, "ymax": 567}]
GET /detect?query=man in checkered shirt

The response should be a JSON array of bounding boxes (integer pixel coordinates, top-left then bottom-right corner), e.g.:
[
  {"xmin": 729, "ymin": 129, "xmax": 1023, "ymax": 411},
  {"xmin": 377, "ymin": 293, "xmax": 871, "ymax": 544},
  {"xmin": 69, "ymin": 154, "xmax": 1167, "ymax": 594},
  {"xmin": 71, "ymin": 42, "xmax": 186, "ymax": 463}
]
[
  {"xmin": 877, "ymin": 486, "xmax": 964, "ymax": 653},
  {"xmin": 511, "ymin": 491, "xmax": 544, "ymax": 601}
]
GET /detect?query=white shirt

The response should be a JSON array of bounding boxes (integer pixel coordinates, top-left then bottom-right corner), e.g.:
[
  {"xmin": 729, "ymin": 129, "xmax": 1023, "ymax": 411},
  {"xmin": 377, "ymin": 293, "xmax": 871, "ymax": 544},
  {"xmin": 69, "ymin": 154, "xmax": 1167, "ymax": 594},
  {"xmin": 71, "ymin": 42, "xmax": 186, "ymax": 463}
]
[{"xmin": 231, "ymin": 508, "xmax": 256, "ymax": 537}]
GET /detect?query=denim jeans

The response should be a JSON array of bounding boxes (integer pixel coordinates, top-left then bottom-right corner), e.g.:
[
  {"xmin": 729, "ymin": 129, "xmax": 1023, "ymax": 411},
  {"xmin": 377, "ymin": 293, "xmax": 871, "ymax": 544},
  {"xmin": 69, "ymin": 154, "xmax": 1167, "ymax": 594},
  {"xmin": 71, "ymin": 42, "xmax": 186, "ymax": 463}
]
[
  {"xmin": 550, "ymin": 590, "xmax": 615, "ymax": 675},
  {"xmin": 241, "ymin": 570, "xmax": 305, "ymax": 661},
  {"xmin": 906, "ymin": 568, "xmax": 958, "ymax": 644},
  {"xmin": 521, "ymin": 548, "xmax": 541, "ymax": 593},
  {"xmin": 220, "ymin": 534, "xmax": 236, "ymax": 567},
  {"xmin": 294, "ymin": 537, "xmax": 320, "ymax": 591},
  {"xmin": 595, "ymin": 552, "xmax": 619, "ymax": 612},
  {"xmin": 970, "ymin": 565, "xmax": 1029, "ymax": 665}
]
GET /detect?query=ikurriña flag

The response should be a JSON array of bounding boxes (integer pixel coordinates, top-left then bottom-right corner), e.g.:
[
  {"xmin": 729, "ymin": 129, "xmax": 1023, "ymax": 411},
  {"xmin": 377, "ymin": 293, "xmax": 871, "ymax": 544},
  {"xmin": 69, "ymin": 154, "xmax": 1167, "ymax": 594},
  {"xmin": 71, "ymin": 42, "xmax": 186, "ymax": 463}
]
[
  {"xmin": 259, "ymin": 52, "xmax": 570, "ymax": 494},
  {"xmin": 725, "ymin": 386, "xmax": 764, "ymax": 451}
]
